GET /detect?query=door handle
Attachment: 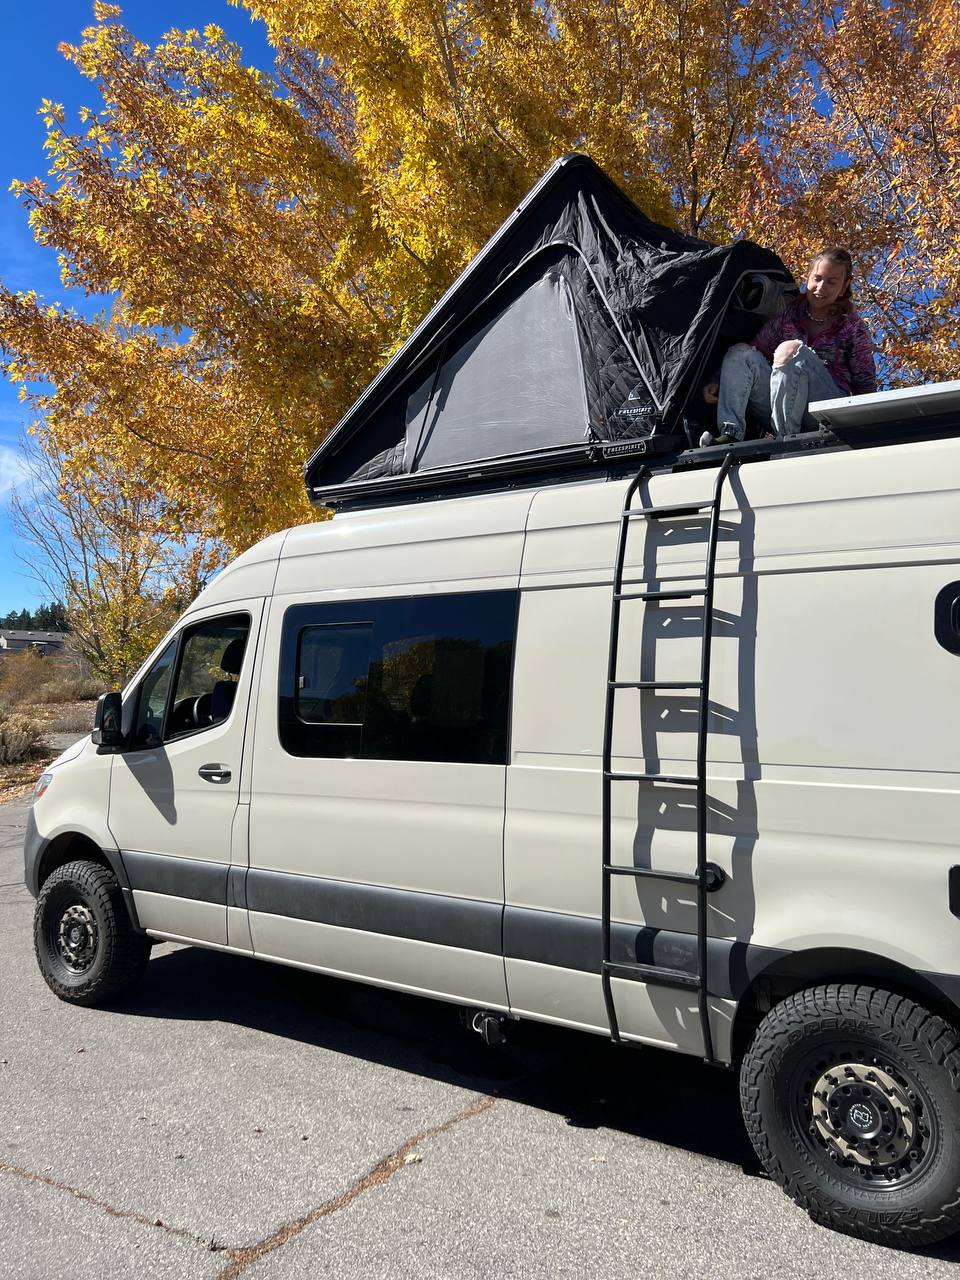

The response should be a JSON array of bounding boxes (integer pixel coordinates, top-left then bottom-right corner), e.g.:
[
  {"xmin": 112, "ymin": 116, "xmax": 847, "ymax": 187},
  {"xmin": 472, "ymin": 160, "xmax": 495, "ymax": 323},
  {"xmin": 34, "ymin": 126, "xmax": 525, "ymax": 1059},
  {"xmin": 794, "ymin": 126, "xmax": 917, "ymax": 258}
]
[{"xmin": 198, "ymin": 763, "xmax": 232, "ymax": 784}]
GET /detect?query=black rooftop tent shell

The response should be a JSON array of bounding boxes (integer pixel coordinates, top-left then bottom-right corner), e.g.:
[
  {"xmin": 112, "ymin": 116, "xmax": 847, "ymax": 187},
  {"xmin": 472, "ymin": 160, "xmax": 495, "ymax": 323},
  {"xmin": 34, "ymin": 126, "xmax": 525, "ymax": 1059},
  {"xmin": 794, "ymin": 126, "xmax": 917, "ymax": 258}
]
[{"xmin": 304, "ymin": 153, "xmax": 793, "ymax": 509}]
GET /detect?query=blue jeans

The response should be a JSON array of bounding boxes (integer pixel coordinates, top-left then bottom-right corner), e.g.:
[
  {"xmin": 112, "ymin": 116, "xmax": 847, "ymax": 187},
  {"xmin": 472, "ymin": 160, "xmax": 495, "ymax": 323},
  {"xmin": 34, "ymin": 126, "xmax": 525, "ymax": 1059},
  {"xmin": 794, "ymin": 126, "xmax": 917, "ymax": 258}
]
[{"xmin": 717, "ymin": 343, "xmax": 844, "ymax": 439}]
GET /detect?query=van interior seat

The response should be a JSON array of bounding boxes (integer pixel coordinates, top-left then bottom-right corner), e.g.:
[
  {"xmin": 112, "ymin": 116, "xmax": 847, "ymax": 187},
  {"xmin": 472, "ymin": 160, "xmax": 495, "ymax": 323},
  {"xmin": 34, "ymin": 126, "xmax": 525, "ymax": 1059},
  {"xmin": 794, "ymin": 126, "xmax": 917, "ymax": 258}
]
[{"xmin": 210, "ymin": 636, "xmax": 246, "ymax": 723}]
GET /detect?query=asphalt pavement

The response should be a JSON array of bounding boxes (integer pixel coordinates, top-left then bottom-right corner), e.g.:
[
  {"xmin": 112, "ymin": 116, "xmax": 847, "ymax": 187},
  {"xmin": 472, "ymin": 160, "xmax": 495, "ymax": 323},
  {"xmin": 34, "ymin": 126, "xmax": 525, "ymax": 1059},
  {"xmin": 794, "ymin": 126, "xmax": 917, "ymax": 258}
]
[{"xmin": 2, "ymin": 791, "xmax": 959, "ymax": 1279}]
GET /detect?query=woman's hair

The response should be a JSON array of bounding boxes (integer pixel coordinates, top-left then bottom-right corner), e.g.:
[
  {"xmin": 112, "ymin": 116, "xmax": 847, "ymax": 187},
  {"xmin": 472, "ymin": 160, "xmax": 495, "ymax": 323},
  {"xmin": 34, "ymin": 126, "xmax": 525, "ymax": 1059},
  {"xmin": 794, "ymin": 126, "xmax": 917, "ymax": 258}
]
[{"xmin": 808, "ymin": 247, "xmax": 855, "ymax": 314}]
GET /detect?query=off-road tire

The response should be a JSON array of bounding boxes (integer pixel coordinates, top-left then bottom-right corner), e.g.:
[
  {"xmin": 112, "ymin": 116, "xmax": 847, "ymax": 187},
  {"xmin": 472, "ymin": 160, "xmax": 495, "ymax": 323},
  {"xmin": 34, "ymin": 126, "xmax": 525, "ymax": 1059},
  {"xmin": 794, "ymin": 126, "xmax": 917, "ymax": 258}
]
[
  {"xmin": 740, "ymin": 984, "xmax": 960, "ymax": 1247},
  {"xmin": 34, "ymin": 860, "xmax": 150, "ymax": 1006}
]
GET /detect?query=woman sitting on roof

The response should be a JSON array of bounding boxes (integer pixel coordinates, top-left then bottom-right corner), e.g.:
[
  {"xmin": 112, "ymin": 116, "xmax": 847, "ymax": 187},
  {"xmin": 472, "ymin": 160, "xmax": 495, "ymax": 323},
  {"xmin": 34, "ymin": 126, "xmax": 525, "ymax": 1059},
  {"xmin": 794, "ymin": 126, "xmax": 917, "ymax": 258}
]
[{"xmin": 702, "ymin": 248, "xmax": 877, "ymax": 445}]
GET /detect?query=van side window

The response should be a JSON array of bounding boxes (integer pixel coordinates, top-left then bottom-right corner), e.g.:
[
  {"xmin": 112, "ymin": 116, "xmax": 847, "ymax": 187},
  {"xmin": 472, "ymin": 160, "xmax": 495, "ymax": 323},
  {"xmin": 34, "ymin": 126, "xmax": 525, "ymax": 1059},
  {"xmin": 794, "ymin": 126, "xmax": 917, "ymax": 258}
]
[
  {"xmin": 133, "ymin": 637, "xmax": 178, "ymax": 748},
  {"xmin": 294, "ymin": 623, "xmax": 373, "ymax": 757},
  {"xmin": 129, "ymin": 614, "xmax": 251, "ymax": 748},
  {"xmin": 165, "ymin": 614, "xmax": 251, "ymax": 740},
  {"xmin": 279, "ymin": 591, "xmax": 518, "ymax": 764}
]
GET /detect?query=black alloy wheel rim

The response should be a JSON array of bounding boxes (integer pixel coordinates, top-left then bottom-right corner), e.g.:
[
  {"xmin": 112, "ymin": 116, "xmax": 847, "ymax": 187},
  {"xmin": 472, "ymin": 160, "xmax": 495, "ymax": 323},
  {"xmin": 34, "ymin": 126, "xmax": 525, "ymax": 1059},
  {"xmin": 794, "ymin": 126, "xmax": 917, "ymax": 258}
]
[
  {"xmin": 55, "ymin": 902, "xmax": 99, "ymax": 974},
  {"xmin": 790, "ymin": 1042, "xmax": 938, "ymax": 1190}
]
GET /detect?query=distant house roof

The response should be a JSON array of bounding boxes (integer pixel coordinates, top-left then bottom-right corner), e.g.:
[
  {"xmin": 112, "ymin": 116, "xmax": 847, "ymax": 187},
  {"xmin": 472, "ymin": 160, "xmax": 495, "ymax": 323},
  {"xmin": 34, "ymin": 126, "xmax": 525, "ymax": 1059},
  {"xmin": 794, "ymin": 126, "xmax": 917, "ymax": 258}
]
[
  {"xmin": 0, "ymin": 630, "xmax": 67, "ymax": 648},
  {"xmin": 2, "ymin": 630, "xmax": 65, "ymax": 641}
]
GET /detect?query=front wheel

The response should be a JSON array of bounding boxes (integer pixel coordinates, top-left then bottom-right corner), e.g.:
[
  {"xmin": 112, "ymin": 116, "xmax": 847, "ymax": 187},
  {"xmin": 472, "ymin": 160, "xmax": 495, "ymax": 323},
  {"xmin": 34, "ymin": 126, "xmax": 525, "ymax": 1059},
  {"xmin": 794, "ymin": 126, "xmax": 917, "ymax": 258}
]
[
  {"xmin": 740, "ymin": 984, "xmax": 960, "ymax": 1248},
  {"xmin": 34, "ymin": 860, "xmax": 150, "ymax": 1006}
]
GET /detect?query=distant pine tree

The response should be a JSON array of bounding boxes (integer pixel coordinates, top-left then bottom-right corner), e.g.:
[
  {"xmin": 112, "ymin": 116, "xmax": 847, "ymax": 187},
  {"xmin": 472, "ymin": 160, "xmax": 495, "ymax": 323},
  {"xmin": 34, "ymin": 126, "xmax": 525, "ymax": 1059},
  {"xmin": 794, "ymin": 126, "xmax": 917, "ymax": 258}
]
[{"xmin": 0, "ymin": 601, "xmax": 69, "ymax": 631}]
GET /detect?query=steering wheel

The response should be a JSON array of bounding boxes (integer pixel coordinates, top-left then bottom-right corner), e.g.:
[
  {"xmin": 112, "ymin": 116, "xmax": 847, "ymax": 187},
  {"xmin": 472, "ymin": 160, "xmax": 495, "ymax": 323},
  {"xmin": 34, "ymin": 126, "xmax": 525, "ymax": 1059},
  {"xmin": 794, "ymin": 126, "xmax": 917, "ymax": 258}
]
[{"xmin": 192, "ymin": 693, "xmax": 213, "ymax": 727}]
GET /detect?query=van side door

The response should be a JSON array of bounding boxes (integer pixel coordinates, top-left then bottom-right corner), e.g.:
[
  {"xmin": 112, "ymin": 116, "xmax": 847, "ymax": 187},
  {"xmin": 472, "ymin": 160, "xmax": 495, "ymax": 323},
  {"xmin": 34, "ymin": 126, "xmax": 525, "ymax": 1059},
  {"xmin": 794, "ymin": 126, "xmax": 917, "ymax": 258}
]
[
  {"xmin": 247, "ymin": 588, "xmax": 517, "ymax": 1008},
  {"xmin": 107, "ymin": 601, "xmax": 264, "ymax": 945}
]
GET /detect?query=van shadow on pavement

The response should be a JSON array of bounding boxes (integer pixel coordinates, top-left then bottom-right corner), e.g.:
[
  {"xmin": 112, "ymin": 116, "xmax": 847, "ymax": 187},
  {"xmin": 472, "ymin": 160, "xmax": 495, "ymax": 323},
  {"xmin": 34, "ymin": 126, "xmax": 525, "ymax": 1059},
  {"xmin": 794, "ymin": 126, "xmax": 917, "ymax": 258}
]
[
  {"xmin": 124, "ymin": 944, "xmax": 756, "ymax": 1171},
  {"xmin": 119, "ymin": 946, "xmax": 960, "ymax": 1263}
]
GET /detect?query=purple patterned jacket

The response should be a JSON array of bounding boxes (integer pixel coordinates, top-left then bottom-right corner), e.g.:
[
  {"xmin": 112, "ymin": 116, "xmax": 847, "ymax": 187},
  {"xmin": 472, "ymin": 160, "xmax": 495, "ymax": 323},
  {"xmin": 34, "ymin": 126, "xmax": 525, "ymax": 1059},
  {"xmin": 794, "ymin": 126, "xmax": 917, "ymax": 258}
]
[{"xmin": 753, "ymin": 298, "xmax": 877, "ymax": 397}]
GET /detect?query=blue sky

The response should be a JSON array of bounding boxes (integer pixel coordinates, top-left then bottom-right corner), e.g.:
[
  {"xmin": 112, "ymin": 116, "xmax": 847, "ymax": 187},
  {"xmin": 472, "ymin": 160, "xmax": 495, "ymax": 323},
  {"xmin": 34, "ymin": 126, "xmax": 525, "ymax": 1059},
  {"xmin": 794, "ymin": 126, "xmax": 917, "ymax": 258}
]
[{"xmin": 0, "ymin": 2, "xmax": 274, "ymax": 614}]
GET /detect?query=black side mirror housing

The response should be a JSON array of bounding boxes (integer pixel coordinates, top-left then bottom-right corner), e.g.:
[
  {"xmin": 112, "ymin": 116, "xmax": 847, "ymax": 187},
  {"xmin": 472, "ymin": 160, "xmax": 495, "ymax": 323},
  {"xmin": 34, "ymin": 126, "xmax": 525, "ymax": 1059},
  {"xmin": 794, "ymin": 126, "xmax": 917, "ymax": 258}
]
[{"xmin": 92, "ymin": 690, "xmax": 125, "ymax": 750}]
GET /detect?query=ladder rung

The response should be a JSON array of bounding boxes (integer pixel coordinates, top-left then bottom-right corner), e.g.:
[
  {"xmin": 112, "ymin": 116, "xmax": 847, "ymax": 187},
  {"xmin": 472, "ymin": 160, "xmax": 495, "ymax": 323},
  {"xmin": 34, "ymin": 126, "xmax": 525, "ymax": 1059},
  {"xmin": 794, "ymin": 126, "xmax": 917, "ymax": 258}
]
[
  {"xmin": 603, "ymin": 863, "xmax": 699, "ymax": 885},
  {"xmin": 614, "ymin": 588, "xmax": 707, "ymax": 602},
  {"xmin": 625, "ymin": 502, "xmax": 711, "ymax": 520},
  {"xmin": 605, "ymin": 771, "xmax": 700, "ymax": 785},
  {"xmin": 603, "ymin": 960, "xmax": 700, "ymax": 990},
  {"xmin": 608, "ymin": 680, "xmax": 702, "ymax": 690}
]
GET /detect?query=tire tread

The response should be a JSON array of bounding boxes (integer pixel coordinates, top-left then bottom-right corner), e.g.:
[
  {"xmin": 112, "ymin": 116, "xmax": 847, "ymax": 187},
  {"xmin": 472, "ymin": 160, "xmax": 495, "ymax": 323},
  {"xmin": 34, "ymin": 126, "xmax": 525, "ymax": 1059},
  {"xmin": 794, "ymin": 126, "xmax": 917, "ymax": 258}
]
[
  {"xmin": 34, "ymin": 860, "xmax": 149, "ymax": 1006},
  {"xmin": 740, "ymin": 983, "xmax": 960, "ymax": 1248}
]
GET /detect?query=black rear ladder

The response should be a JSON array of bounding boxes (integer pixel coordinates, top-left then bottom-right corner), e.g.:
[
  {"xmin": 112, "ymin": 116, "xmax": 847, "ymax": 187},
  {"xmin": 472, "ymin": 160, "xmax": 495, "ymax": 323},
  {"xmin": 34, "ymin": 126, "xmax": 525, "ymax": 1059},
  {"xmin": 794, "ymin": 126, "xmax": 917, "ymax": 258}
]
[{"xmin": 600, "ymin": 453, "xmax": 735, "ymax": 1063}]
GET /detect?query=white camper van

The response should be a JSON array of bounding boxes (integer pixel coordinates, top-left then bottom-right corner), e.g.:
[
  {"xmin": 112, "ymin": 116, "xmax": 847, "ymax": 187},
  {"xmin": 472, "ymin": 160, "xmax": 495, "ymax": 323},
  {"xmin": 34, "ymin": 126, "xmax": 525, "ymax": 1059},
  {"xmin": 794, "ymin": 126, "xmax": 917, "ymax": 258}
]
[
  {"xmin": 24, "ymin": 423, "xmax": 960, "ymax": 1248},
  {"xmin": 21, "ymin": 153, "xmax": 960, "ymax": 1246}
]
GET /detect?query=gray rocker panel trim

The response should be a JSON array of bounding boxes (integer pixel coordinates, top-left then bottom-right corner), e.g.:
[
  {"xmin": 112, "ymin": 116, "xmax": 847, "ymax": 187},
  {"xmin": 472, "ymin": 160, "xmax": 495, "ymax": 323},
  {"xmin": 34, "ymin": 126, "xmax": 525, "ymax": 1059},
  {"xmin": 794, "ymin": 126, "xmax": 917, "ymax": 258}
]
[
  {"xmin": 118, "ymin": 853, "xmax": 784, "ymax": 994},
  {"xmin": 122, "ymin": 850, "xmax": 229, "ymax": 904},
  {"xmin": 116, "ymin": 856, "xmax": 960, "ymax": 1013},
  {"xmin": 245, "ymin": 868, "xmax": 502, "ymax": 955},
  {"xmin": 227, "ymin": 865, "xmax": 247, "ymax": 910},
  {"xmin": 502, "ymin": 905, "xmax": 790, "ymax": 1001}
]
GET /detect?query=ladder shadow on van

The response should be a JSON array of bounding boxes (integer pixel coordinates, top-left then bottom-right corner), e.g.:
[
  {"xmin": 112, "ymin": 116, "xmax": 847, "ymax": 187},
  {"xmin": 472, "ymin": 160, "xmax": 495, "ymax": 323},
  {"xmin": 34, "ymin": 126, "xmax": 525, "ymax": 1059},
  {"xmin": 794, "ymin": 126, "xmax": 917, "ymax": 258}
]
[
  {"xmin": 613, "ymin": 473, "xmax": 760, "ymax": 1046},
  {"xmin": 125, "ymin": 943, "xmax": 761, "ymax": 1172}
]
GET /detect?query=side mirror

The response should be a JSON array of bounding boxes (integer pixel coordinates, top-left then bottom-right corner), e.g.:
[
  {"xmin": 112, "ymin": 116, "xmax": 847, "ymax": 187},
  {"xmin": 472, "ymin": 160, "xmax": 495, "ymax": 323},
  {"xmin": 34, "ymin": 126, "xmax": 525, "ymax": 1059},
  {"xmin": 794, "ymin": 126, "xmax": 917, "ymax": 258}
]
[{"xmin": 92, "ymin": 691, "xmax": 125, "ymax": 749}]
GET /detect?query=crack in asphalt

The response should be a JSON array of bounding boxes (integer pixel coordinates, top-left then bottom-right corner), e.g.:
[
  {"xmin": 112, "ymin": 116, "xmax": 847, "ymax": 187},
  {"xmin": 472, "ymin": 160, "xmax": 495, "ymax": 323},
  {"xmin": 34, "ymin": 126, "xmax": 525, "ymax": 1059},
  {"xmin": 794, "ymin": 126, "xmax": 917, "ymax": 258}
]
[
  {"xmin": 0, "ymin": 1092, "xmax": 498, "ymax": 1275},
  {"xmin": 215, "ymin": 1092, "xmax": 497, "ymax": 1280},
  {"xmin": 0, "ymin": 1159, "xmax": 234, "ymax": 1256}
]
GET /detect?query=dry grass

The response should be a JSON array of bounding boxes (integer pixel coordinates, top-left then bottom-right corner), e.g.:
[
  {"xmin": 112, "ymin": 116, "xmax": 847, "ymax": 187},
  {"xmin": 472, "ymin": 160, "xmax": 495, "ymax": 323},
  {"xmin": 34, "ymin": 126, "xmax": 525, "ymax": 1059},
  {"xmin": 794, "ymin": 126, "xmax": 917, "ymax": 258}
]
[
  {"xmin": 0, "ymin": 711, "xmax": 44, "ymax": 766},
  {"xmin": 48, "ymin": 702, "xmax": 97, "ymax": 734},
  {"xmin": 30, "ymin": 677, "xmax": 102, "ymax": 704},
  {"xmin": 0, "ymin": 649, "xmax": 100, "ymax": 802},
  {"xmin": 0, "ymin": 701, "xmax": 97, "ymax": 804},
  {"xmin": 0, "ymin": 648, "xmax": 98, "ymax": 703}
]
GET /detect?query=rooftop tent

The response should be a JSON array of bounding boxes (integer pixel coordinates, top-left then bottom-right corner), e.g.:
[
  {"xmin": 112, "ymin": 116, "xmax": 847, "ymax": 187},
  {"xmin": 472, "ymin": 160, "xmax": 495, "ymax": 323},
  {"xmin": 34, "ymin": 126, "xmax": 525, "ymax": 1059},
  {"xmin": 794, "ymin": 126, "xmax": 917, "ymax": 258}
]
[{"xmin": 304, "ymin": 153, "xmax": 793, "ymax": 508}]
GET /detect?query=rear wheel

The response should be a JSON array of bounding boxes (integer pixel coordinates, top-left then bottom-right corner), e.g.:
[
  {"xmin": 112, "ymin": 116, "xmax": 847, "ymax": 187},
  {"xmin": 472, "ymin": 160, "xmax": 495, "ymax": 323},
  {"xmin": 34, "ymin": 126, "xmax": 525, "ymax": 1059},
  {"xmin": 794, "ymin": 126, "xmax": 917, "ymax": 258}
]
[
  {"xmin": 34, "ymin": 860, "xmax": 150, "ymax": 1006},
  {"xmin": 740, "ymin": 984, "xmax": 960, "ymax": 1247}
]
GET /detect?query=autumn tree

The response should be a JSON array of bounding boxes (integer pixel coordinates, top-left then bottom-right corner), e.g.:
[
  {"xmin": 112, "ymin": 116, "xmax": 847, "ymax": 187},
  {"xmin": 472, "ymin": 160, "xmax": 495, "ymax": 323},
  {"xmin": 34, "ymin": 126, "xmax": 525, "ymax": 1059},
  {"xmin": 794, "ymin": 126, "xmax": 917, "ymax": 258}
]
[
  {"xmin": 0, "ymin": 8, "xmax": 383, "ymax": 550},
  {"xmin": 733, "ymin": 0, "xmax": 960, "ymax": 384},
  {"xmin": 11, "ymin": 435, "xmax": 217, "ymax": 684},
  {"xmin": 248, "ymin": 0, "xmax": 791, "ymax": 291},
  {"xmin": 0, "ymin": 0, "xmax": 788, "ymax": 555},
  {"xmin": 0, "ymin": 0, "xmax": 957, "ymax": 573}
]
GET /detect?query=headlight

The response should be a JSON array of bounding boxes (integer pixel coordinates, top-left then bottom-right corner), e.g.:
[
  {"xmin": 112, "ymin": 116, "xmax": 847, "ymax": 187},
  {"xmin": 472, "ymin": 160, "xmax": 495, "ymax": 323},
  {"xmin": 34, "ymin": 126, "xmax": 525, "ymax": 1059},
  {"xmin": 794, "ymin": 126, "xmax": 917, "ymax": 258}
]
[{"xmin": 33, "ymin": 772, "xmax": 53, "ymax": 803}]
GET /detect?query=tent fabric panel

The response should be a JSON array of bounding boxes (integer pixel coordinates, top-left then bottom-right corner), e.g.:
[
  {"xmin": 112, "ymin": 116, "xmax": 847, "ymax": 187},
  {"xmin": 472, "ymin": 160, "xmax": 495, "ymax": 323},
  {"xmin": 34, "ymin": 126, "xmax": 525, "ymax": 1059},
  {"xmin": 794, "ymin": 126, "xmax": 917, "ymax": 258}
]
[
  {"xmin": 330, "ymin": 358, "xmax": 440, "ymax": 483},
  {"xmin": 349, "ymin": 440, "xmax": 406, "ymax": 483},
  {"xmin": 400, "ymin": 363, "xmax": 440, "ymax": 470},
  {"xmin": 324, "ymin": 395, "xmax": 406, "ymax": 485},
  {"xmin": 565, "ymin": 264, "xmax": 660, "ymax": 440},
  {"xmin": 311, "ymin": 162, "xmax": 698, "ymax": 472},
  {"xmin": 414, "ymin": 267, "xmax": 589, "ymax": 471}
]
